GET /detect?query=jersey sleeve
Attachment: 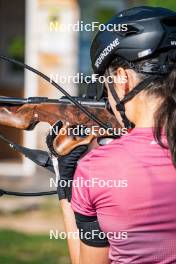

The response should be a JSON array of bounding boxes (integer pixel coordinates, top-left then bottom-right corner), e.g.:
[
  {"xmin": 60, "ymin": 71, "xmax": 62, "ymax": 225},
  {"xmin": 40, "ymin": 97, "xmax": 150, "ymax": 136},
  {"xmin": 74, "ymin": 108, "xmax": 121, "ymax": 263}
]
[{"xmin": 71, "ymin": 156, "xmax": 96, "ymax": 217}]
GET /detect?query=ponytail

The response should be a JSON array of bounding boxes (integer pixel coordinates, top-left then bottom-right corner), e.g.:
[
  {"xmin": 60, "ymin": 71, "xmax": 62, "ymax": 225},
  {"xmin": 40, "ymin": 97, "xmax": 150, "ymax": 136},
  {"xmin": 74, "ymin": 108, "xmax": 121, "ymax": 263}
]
[{"xmin": 154, "ymin": 68, "xmax": 176, "ymax": 167}]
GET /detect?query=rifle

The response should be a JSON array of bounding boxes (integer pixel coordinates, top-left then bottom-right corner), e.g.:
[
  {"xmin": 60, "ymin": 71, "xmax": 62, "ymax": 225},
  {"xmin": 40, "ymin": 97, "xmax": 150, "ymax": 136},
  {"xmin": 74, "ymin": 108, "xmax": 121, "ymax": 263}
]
[
  {"xmin": 0, "ymin": 95, "xmax": 120, "ymax": 156},
  {"xmin": 0, "ymin": 55, "xmax": 120, "ymax": 197}
]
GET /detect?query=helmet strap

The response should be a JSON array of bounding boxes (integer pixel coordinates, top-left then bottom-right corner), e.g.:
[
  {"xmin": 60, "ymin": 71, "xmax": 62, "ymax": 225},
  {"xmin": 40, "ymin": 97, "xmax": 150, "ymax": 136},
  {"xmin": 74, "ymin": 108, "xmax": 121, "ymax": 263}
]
[{"xmin": 105, "ymin": 69, "xmax": 159, "ymax": 129}]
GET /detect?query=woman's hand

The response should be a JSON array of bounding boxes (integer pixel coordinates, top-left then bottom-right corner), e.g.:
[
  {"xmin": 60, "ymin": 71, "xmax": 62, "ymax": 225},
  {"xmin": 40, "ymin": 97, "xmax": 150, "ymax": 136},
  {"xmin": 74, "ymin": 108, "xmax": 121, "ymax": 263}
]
[{"xmin": 57, "ymin": 145, "xmax": 88, "ymax": 202}]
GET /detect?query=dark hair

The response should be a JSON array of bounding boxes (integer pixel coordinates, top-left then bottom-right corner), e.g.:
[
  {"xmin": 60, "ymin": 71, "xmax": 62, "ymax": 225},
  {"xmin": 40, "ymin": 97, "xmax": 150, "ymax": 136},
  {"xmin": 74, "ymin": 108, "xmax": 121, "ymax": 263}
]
[
  {"xmin": 108, "ymin": 51, "xmax": 176, "ymax": 166},
  {"xmin": 154, "ymin": 68, "xmax": 176, "ymax": 166}
]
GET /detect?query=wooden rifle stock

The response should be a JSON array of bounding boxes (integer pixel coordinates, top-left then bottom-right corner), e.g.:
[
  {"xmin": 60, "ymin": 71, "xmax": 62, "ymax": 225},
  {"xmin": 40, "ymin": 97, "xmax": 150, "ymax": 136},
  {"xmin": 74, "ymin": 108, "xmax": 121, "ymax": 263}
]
[{"xmin": 0, "ymin": 96, "xmax": 121, "ymax": 155}]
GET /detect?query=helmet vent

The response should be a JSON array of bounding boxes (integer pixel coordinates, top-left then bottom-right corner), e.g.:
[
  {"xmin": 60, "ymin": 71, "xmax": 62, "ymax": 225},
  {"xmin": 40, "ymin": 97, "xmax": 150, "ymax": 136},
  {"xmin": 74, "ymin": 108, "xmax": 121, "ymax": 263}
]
[
  {"xmin": 162, "ymin": 17, "xmax": 176, "ymax": 27},
  {"xmin": 120, "ymin": 25, "xmax": 140, "ymax": 36}
]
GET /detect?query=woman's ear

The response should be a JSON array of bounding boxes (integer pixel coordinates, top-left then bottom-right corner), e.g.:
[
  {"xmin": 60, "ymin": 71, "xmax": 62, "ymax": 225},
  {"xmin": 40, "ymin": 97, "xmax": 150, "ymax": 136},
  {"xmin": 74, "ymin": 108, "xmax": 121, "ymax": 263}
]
[
  {"xmin": 124, "ymin": 68, "xmax": 140, "ymax": 92},
  {"xmin": 113, "ymin": 67, "xmax": 129, "ymax": 99}
]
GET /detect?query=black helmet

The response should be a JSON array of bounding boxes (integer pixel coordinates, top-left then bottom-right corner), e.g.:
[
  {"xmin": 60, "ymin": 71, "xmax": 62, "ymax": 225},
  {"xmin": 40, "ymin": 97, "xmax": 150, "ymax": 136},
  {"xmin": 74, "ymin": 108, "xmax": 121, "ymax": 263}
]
[
  {"xmin": 91, "ymin": 6, "xmax": 176, "ymax": 75},
  {"xmin": 90, "ymin": 6, "xmax": 176, "ymax": 129}
]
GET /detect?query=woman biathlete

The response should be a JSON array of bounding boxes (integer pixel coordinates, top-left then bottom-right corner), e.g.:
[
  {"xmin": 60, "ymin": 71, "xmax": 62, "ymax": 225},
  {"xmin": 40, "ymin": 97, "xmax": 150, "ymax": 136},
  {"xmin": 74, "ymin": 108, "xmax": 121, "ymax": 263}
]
[{"xmin": 57, "ymin": 6, "xmax": 176, "ymax": 264}]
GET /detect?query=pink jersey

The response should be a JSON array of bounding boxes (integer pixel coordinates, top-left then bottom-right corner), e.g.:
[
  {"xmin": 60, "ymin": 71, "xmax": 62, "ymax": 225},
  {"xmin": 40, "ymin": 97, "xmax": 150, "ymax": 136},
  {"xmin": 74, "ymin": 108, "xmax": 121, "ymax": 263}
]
[{"xmin": 71, "ymin": 128, "xmax": 176, "ymax": 263}]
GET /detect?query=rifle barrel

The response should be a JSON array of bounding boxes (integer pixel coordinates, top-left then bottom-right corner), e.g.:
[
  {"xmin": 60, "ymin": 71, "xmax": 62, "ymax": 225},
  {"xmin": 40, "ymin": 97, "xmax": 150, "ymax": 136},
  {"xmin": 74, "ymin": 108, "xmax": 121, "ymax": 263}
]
[
  {"xmin": 0, "ymin": 97, "xmax": 59, "ymax": 105},
  {"xmin": 0, "ymin": 96, "xmax": 106, "ymax": 108}
]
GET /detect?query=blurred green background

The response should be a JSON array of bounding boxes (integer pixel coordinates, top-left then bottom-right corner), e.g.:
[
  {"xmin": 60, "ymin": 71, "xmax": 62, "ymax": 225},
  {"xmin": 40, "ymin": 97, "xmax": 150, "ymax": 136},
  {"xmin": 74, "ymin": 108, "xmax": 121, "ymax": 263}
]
[{"xmin": 0, "ymin": 230, "xmax": 69, "ymax": 264}]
